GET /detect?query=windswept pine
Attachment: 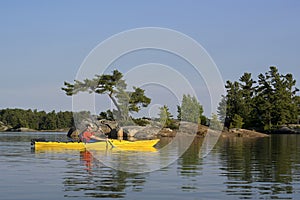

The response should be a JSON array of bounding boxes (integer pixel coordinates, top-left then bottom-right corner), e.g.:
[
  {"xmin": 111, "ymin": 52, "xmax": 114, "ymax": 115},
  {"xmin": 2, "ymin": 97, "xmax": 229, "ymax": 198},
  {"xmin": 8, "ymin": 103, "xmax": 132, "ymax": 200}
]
[{"xmin": 62, "ymin": 70, "xmax": 151, "ymax": 123}]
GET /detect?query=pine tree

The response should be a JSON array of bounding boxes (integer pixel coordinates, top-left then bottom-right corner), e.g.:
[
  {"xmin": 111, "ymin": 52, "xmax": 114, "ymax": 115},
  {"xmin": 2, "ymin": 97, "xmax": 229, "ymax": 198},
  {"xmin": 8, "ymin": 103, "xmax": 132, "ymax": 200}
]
[
  {"xmin": 239, "ymin": 72, "xmax": 256, "ymax": 127},
  {"xmin": 210, "ymin": 113, "xmax": 223, "ymax": 130},
  {"xmin": 159, "ymin": 105, "xmax": 173, "ymax": 128},
  {"xmin": 62, "ymin": 70, "xmax": 151, "ymax": 121},
  {"xmin": 218, "ymin": 66, "xmax": 299, "ymax": 131},
  {"xmin": 180, "ymin": 94, "xmax": 203, "ymax": 124},
  {"xmin": 230, "ymin": 114, "xmax": 244, "ymax": 129}
]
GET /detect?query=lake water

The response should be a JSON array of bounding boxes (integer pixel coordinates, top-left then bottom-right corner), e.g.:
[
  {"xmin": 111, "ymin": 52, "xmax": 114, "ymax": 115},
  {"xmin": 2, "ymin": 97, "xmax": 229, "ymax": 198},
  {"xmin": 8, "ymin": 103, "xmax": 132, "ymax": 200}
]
[{"xmin": 0, "ymin": 132, "xmax": 299, "ymax": 200}]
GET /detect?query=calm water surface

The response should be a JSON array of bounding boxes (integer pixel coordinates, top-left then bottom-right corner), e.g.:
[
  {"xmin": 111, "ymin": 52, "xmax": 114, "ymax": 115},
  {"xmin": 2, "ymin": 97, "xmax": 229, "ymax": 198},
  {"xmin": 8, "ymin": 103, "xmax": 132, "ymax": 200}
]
[{"xmin": 0, "ymin": 132, "xmax": 299, "ymax": 200}]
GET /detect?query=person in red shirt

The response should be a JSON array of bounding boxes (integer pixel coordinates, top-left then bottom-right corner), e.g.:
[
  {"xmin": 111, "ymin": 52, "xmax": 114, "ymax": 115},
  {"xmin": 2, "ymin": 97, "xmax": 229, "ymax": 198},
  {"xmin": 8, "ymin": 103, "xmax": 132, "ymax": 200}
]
[{"xmin": 80, "ymin": 124, "xmax": 107, "ymax": 143}]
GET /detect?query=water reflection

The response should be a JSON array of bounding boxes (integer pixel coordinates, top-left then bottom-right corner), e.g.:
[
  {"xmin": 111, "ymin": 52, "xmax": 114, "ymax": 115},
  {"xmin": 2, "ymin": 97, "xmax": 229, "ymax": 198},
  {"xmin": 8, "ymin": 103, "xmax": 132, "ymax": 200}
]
[
  {"xmin": 218, "ymin": 135, "xmax": 300, "ymax": 199},
  {"xmin": 179, "ymin": 138, "xmax": 203, "ymax": 176},
  {"xmin": 63, "ymin": 150, "xmax": 148, "ymax": 198},
  {"xmin": 80, "ymin": 150, "xmax": 93, "ymax": 171},
  {"xmin": 62, "ymin": 138, "xmax": 203, "ymax": 198},
  {"xmin": 177, "ymin": 138, "xmax": 204, "ymax": 192},
  {"xmin": 1, "ymin": 132, "xmax": 299, "ymax": 199}
]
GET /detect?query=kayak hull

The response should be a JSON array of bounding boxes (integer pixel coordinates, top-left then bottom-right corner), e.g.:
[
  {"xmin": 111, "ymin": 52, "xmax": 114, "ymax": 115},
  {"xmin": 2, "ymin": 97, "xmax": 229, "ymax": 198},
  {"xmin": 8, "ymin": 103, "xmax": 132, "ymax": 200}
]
[
  {"xmin": 32, "ymin": 139, "xmax": 159, "ymax": 152},
  {"xmin": 33, "ymin": 141, "xmax": 109, "ymax": 151},
  {"xmin": 109, "ymin": 139, "xmax": 160, "ymax": 150}
]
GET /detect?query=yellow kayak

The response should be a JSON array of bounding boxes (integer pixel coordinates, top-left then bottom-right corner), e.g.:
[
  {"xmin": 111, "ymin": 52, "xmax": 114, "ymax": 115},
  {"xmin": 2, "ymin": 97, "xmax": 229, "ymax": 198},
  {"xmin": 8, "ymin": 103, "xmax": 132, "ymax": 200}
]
[
  {"xmin": 32, "ymin": 139, "xmax": 159, "ymax": 152},
  {"xmin": 108, "ymin": 139, "xmax": 160, "ymax": 151},
  {"xmin": 33, "ymin": 141, "xmax": 108, "ymax": 151}
]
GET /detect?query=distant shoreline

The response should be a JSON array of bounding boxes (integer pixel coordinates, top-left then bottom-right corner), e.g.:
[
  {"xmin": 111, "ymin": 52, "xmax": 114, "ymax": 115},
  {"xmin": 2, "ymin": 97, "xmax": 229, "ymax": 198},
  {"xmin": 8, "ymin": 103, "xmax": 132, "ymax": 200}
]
[
  {"xmin": 1, "ymin": 124, "xmax": 299, "ymax": 137},
  {"xmin": 1, "ymin": 127, "xmax": 69, "ymax": 132}
]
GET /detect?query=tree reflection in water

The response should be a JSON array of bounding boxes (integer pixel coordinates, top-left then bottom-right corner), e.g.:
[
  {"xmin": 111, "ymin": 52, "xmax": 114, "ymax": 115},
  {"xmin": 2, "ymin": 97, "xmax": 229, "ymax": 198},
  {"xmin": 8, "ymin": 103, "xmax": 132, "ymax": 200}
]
[
  {"xmin": 60, "ymin": 135, "xmax": 300, "ymax": 199},
  {"xmin": 63, "ymin": 150, "xmax": 147, "ymax": 198},
  {"xmin": 217, "ymin": 135, "xmax": 300, "ymax": 198}
]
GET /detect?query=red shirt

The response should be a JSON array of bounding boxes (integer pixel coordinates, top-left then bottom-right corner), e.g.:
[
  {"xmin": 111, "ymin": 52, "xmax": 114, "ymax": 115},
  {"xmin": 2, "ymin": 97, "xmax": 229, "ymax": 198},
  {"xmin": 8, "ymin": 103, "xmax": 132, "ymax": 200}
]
[{"xmin": 82, "ymin": 131, "xmax": 94, "ymax": 143}]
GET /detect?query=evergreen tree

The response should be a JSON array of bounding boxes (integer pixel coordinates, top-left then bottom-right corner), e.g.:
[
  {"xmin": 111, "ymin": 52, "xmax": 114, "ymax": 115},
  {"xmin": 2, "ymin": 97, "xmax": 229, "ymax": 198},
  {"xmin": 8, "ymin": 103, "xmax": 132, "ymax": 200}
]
[
  {"xmin": 62, "ymin": 70, "xmax": 151, "ymax": 121},
  {"xmin": 255, "ymin": 66, "xmax": 298, "ymax": 129},
  {"xmin": 159, "ymin": 105, "xmax": 173, "ymax": 128},
  {"xmin": 239, "ymin": 72, "xmax": 256, "ymax": 127},
  {"xmin": 219, "ymin": 66, "xmax": 299, "ymax": 131},
  {"xmin": 217, "ymin": 95, "xmax": 227, "ymax": 124},
  {"xmin": 223, "ymin": 81, "xmax": 244, "ymax": 127},
  {"xmin": 180, "ymin": 94, "xmax": 204, "ymax": 124},
  {"xmin": 177, "ymin": 105, "xmax": 181, "ymax": 121},
  {"xmin": 294, "ymin": 96, "xmax": 300, "ymax": 124},
  {"xmin": 210, "ymin": 113, "xmax": 223, "ymax": 131},
  {"xmin": 230, "ymin": 114, "xmax": 244, "ymax": 129}
]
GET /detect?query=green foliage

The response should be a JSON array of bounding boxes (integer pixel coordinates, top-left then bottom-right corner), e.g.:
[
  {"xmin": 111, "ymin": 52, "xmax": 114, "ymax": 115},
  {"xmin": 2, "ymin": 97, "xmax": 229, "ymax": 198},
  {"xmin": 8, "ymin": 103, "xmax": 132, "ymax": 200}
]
[
  {"xmin": 210, "ymin": 113, "xmax": 224, "ymax": 131},
  {"xmin": 177, "ymin": 105, "xmax": 181, "ymax": 120},
  {"xmin": 218, "ymin": 66, "xmax": 299, "ymax": 131},
  {"xmin": 98, "ymin": 110, "xmax": 115, "ymax": 121},
  {"xmin": 159, "ymin": 105, "xmax": 178, "ymax": 129},
  {"xmin": 159, "ymin": 105, "xmax": 172, "ymax": 127},
  {"xmin": 166, "ymin": 121, "xmax": 179, "ymax": 129},
  {"xmin": 62, "ymin": 70, "xmax": 151, "ymax": 121},
  {"xmin": 200, "ymin": 115, "xmax": 208, "ymax": 126},
  {"xmin": 255, "ymin": 66, "xmax": 299, "ymax": 129},
  {"xmin": 230, "ymin": 114, "xmax": 244, "ymax": 129},
  {"xmin": 132, "ymin": 118, "xmax": 150, "ymax": 126},
  {"xmin": 0, "ymin": 108, "xmax": 74, "ymax": 130},
  {"xmin": 217, "ymin": 95, "xmax": 227, "ymax": 123},
  {"xmin": 295, "ymin": 96, "xmax": 300, "ymax": 124},
  {"xmin": 178, "ymin": 94, "xmax": 204, "ymax": 124}
]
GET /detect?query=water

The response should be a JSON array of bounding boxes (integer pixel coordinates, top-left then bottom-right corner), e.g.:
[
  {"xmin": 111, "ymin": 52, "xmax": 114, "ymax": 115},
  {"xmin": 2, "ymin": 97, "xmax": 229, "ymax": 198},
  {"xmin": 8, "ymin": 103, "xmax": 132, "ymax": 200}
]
[{"xmin": 0, "ymin": 132, "xmax": 300, "ymax": 199}]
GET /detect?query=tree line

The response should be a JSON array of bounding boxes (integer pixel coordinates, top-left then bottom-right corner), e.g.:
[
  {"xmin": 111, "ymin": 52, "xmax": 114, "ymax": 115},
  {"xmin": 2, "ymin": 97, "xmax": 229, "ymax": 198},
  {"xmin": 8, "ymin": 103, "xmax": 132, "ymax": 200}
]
[
  {"xmin": 0, "ymin": 109, "xmax": 74, "ymax": 130},
  {"xmin": 0, "ymin": 92, "xmax": 205, "ymax": 130},
  {"xmin": 63, "ymin": 68, "xmax": 300, "ymax": 132},
  {"xmin": 3, "ymin": 67, "xmax": 298, "ymax": 132},
  {"xmin": 218, "ymin": 66, "xmax": 300, "ymax": 131}
]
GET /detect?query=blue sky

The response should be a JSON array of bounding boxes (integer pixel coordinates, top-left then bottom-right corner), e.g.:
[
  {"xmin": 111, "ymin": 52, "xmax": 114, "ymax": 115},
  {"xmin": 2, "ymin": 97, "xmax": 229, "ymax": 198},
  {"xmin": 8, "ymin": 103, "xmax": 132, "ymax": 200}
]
[{"xmin": 0, "ymin": 0, "xmax": 299, "ymax": 116}]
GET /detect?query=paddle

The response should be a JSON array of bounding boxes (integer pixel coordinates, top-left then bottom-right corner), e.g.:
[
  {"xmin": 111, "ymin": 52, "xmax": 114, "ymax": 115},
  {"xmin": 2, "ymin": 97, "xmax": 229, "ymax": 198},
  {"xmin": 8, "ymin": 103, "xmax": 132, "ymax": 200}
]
[
  {"xmin": 106, "ymin": 138, "xmax": 114, "ymax": 148},
  {"xmin": 95, "ymin": 123, "xmax": 114, "ymax": 148}
]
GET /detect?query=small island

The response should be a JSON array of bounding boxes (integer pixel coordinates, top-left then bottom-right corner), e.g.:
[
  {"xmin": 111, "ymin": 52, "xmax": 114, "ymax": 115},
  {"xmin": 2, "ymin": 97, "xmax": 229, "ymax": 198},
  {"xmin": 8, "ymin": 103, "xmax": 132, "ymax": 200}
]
[{"xmin": 1, "ymin": 67, "xmax": 299, "ymax": 139}]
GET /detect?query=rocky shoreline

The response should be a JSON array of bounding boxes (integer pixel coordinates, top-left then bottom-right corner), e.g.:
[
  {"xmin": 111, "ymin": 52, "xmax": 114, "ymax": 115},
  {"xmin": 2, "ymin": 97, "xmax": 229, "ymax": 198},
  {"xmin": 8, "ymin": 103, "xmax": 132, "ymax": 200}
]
[
  {"xmin": 270, "ymin": 125, "xmax": 300, "ymax": 134},
  {"xmin": 102, "ymin": 121, "xmax": 270, "ymax": 139},
  {"xmin": 154, "ymin": 123, "xmax": 270, "ymax": 139},
  {"xmin": 1, "ymin": 119, "xmax": 299, "ymax": 138}
]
